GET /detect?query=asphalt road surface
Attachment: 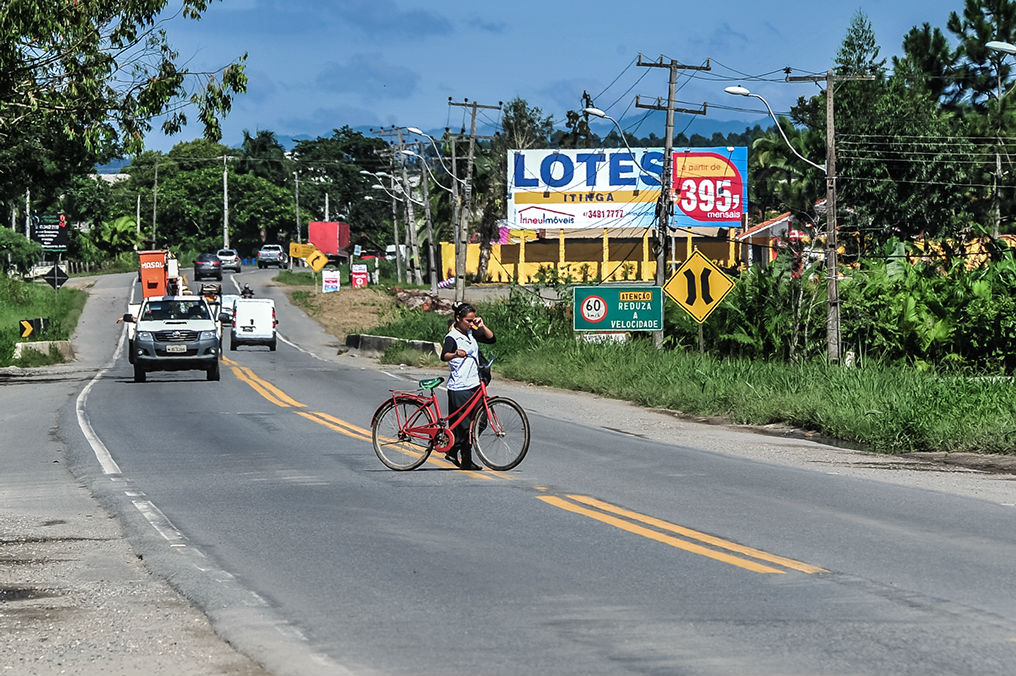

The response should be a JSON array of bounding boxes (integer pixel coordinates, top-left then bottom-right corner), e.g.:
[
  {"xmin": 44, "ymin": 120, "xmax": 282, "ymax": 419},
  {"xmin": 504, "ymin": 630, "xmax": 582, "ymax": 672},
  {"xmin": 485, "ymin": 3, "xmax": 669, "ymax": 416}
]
[{"xmin": 38, "ymin": 270, "xmax": 1016, "ymax": 674}]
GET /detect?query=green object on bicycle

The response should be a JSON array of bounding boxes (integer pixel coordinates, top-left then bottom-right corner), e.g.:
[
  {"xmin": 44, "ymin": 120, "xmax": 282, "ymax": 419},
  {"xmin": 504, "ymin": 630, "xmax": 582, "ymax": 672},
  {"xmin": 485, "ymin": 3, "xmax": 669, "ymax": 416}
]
[{"xmin": 418, "ymin": 377, "xmax": 444, "ymax": 390}]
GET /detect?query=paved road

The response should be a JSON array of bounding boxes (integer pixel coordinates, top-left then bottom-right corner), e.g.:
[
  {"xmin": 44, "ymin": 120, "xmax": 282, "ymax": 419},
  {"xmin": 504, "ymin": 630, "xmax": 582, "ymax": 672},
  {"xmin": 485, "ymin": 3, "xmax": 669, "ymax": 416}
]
[{"xmin": 64, "ymin": 270, "xmax": 1016, "ymax": 674}]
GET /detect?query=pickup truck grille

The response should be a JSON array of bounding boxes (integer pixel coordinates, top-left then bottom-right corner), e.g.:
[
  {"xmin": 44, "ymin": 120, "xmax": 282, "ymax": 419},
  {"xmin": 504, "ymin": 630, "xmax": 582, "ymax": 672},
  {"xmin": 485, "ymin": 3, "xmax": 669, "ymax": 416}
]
[{"xmin": 154, "ymin": 330, "xmax": 199, "ymax": 342}]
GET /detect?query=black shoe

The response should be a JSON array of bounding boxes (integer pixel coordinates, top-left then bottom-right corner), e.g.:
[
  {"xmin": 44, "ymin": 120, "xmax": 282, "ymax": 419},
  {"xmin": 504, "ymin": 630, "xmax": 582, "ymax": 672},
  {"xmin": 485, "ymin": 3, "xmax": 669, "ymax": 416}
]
[
  {"xmin": 460, "ymin": 460, "xmax": 483, "ymax": 471},
  {"xmin": 444, "ymin": 452, "xmax": 460, "ymax": 466}
]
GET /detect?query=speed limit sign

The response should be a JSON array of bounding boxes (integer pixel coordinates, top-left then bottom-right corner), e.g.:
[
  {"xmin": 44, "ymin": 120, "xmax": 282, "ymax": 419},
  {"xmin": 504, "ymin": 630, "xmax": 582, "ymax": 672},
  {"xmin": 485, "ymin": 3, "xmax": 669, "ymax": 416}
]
[
  {"xmin": 580, "ymin": 295, "xmax": 607, "ymax": 323},
  {"xmin": 573, "ymin": 286, "xmax": 663, "ymax": 332}
]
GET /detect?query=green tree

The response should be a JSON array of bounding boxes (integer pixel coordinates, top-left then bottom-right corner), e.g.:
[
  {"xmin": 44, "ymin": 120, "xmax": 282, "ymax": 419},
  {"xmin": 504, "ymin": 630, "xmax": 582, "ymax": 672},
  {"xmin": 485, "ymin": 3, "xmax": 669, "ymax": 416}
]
[
  {"xmin": 239, "ymin": 130, "xmax": 289, "ymax": 185},
  {"xmin": 0, "ymin": 0, "xmax": 247, "ymax": 159}
]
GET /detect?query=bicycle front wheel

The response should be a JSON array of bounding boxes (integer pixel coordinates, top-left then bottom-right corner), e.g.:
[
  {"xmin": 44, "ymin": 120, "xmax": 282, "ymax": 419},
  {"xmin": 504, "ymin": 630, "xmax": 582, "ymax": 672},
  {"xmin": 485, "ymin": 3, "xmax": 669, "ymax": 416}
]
[
  {"xmin": 471, "ymin": 397, "xmax": 530, "ymax": 471},
  {"xmin": 372, "ymin": 396, "xmax": 436, "ymax": 471}
]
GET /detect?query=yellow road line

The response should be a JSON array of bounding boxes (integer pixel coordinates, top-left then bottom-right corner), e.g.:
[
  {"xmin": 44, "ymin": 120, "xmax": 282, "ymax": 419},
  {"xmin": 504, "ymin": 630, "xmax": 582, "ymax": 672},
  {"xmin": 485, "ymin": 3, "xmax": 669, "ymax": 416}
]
[
  {"xmin": 297, "ymin": 411, "xmax": 373, "ymax": 442},
  {"xmin": 309, "ymin": 411, "xmax": 373, "ymax": 437},
  {"xmin": 230, "ymin": 366, "xmax": 293, "ymax": 408},
  {"xmin": 567, "ymin": 495, "xmax": 827, "ymax": 574},
  {"xmin": 539, "ymin": 495, "xmax": 786, "ymax": 574},
  {"xmin": 236, "ymin": 365, "xmax": 306, "ymax": 407}
]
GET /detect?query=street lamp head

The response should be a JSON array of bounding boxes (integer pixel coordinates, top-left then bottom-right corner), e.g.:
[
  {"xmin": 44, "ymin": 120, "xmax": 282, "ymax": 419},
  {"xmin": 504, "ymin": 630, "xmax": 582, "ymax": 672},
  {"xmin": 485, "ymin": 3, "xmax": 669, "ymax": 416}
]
[
  {"xmin": 400, "ymin": 149, "xmax": 418, "ymax": 157},
  {"xmin": 370, "ymin": 183, "xmax": 385, "ymax": 190},
  {"xmin": 724, "ymin": 85, "xmax": 752, "ymax": 97},
  {"xmin": 583, "ymin": 106, "xmax": 608, "ymax": 119},
  {"xmin": 987, "ymin": 40, "xmax": 1016, "ymax": 55},
  {"xmin": 407, "ymin": 126, "xmax": 425, "ymax": 136}
]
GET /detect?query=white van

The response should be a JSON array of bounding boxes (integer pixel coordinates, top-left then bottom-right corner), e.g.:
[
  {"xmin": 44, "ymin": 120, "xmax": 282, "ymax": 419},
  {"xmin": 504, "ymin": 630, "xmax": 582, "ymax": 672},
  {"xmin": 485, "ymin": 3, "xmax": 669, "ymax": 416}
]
[{"xmin": 230, "ymin": 298, "xmax": 278, "ymax": 351}]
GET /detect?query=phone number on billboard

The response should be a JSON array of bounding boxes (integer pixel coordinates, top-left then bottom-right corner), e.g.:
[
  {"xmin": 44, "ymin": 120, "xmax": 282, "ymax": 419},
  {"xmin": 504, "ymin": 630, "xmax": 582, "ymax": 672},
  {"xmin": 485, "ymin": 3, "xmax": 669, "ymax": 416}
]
[{"xmin": 582, "ymin": 209, "xmax": 625, "ymax": 219}]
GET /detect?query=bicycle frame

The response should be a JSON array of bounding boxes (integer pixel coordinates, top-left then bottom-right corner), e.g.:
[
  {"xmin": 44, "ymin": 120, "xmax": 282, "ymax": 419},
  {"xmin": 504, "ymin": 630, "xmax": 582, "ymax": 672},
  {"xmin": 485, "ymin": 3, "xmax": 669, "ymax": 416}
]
[{"xmin": 374, "ymin": 379, "xmax": 494, "ymax": 453}]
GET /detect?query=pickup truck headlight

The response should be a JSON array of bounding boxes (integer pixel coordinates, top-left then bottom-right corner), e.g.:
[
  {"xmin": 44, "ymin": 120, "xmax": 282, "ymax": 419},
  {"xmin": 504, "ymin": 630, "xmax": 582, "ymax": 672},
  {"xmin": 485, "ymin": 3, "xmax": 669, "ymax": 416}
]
[
  {"xmin": 199, "ymin": 330, "xmax": 217, "ymax": 341},
  {"xmin": 136, "ymin": 331, "xmax": 153, "ymax": 341}
]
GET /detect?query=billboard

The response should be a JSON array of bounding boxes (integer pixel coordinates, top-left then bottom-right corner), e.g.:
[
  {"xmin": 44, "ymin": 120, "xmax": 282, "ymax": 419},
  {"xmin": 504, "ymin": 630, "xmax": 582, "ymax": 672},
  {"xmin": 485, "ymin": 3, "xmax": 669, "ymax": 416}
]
[
  {"xmin": 506, "ymin": 147, "xmax": 746, "ymax": 231},
  {"xmin": 31, "ymin": 212, "xmax": 70, "ymax": 251}
]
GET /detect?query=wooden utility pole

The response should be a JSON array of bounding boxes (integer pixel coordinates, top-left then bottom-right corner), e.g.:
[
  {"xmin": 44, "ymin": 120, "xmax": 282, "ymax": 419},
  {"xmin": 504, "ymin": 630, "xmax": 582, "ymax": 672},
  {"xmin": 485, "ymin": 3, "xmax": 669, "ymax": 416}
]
[
  {"xmin": 786, "ymin": 69, "xmax": 871, "ymax": 363},
  {"xmin": 448, "ymin": 98, "xmax": 501, "ymax": 302},
  {"xmin": 634, "ymin": 55, "xmax": 709, "ymax": 347}
]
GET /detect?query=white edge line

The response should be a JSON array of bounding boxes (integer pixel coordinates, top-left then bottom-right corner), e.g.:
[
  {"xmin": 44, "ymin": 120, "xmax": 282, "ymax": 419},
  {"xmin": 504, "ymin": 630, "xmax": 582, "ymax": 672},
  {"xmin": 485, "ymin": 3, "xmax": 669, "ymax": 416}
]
[
  {"xmin": 131, "ymin": 498, "xmax": 185, "ymax": 543},
  {"xmin": 75, "ymin": 330, "xmax": 126, "ymax": 476}
]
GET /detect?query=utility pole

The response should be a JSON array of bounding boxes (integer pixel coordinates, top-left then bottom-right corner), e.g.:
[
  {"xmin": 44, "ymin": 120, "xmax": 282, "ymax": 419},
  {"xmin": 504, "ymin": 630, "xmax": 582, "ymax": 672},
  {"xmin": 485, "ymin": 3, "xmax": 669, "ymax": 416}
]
[
  {"xmin": 634, "ymin": 55, "xmax": 709, "ymax": 347},
  {"xmin": 787, "ymin": 69, "xmax": 872, "ymax": 363},
  {"xmin": 152, "ymin": 159, "xmax": 159, "ymax": 246},
  {"xmin": 373, "ymin": 128, "xmax": 415, "ymax": 283},
  {"xmin": 325, "ymin": 192, "xmax": 330, "ymax": 221},
  {"xmin": 136, "ymin": 195, "xmax": 141, "ymax": 235},
  {"xmin": 448, "ymin": 97, "xmax": 501, "ymax": 302},
  {"xmin": 24, "ymin": 187, "xmax": 30, "ymax": 239},
  {"xmin": 416, "ymin": 141, "xmax": 439, "ymax": 293},
  {"xmin": 222, "ymin": 155, "xmax": 230, "ymax": 249},
  {"xmin": 395, "ymin": 128, "xmax": 424, "ymax": 284},
  {"xmin": 294, "ymin": 171, "xmax": 301, "ymax": 244}
]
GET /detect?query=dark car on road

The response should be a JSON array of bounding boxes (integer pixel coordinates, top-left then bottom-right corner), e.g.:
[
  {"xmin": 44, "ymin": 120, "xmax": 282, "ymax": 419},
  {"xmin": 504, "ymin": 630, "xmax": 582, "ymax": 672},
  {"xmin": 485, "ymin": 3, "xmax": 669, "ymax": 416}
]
[
  {"xmin": 193, "ymin": 253, "xmax": 222, "ymax": 281},
  {"xmin": 216, "ymin": 248, "xmax": 242, "ymax": 273}
]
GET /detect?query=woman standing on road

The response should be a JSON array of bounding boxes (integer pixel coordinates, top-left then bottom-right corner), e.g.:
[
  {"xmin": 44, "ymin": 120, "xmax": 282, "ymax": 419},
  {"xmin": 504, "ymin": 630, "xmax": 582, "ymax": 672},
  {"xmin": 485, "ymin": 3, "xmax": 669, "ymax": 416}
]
[{"xmin": 441, "ymin": 302, "xmax": 495, "ymax": 470}]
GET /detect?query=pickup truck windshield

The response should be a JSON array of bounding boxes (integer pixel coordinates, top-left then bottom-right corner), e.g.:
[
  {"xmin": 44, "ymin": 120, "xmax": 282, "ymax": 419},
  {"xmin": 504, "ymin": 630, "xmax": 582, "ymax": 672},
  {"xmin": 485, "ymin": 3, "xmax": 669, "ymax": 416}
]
[{"xmin": 142, "ymin": 299, "xmax": 211, "ymax": 321}]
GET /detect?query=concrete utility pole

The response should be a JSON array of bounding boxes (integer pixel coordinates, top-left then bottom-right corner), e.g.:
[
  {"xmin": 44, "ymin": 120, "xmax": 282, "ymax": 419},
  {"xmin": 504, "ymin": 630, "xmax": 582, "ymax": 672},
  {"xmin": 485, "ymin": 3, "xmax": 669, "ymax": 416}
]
[
  {"xmin": 372, "ymin": 129, "xmax": 413, "ymax": 283},
  {"xmin": 324, "ymin": 192, "xmax": 330, "ymax": 221},
  {"xmin": 634, "ymin": 55, "xmax": 709, "ymax": 347},
  {"xmin": 395, "ymin": 128, "xmax": 424, "ymax": 285},
  {"xmin": 222, "ymin": 155, "xmax": 230, "ymax": 249},
  {"xmin": 786, "ymin": 69, "xmax": 872, "ymax": 363},
  {"xmin": 294, "ymin": 171, "xmax": 301, "ymax": 244},
  {"xmin": 24, "ymin": 188, "xmax": 30, "ymax": 238},
  {"xmin": 151, "ymin": 159, "xmax": 159, "ymax": 245},
  {"xmin": 136, "ymin": 195, "xmax": 141, "ymax": 235},
  {"xmin": 448, "ymin": 98, "xmax": 501, "ymax": 302},
  {"xmin": 416, "ymin": 141, "xmax": 439, "ymax": 293}
]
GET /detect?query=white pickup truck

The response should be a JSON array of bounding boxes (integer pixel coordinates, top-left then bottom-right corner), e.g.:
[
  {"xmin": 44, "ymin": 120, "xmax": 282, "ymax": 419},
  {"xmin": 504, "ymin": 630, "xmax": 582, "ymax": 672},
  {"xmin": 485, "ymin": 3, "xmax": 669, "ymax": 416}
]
[{"xmin": 123, "ymin": 296, "xmax": 223, "ymax": 383}]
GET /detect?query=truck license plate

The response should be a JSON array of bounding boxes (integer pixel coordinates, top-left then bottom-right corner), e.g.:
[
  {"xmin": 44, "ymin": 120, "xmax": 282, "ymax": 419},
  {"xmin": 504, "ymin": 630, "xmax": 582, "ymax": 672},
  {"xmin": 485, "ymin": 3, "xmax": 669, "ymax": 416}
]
[
  {"xmin": 242, "ymin": 326, "xmax": 253, "ymax": 332},
  {"xmin": 166, "ymin": 344, "xmax": 186, "ymax": 353}
]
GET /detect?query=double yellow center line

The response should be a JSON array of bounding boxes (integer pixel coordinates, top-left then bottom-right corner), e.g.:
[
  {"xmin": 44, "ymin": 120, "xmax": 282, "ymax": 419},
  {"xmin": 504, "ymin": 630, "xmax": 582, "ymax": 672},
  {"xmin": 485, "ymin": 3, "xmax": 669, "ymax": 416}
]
[
  {"xmin": 540, "ymin": 493, "xmax": 826, "ymax": 575},
  {"xmin": 222, "ymin": 356, "xmax": 826, "ymax": 574}
]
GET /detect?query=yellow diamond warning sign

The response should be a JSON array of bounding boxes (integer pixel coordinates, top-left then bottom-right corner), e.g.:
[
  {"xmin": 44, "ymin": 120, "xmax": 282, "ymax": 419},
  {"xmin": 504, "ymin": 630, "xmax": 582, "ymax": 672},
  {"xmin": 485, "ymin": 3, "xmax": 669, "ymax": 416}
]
[{"xmin": 663, "ymin": 250, "xmax": 736, "ymax": 324}]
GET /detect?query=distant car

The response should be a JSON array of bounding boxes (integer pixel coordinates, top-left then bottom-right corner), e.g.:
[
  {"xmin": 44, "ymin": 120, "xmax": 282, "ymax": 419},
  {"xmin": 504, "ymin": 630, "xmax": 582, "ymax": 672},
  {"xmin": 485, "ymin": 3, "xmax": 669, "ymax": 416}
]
[
  {"xmin": 193, "ymin": 253, "xmax": 222, "ymax": 281},
  {"xmin": 257, "ymin": 244, "xmax": 288, "ymax": 269},
  {"xmin": 216, "ymin": 248, "xmax": 241, "ymax": 272}
]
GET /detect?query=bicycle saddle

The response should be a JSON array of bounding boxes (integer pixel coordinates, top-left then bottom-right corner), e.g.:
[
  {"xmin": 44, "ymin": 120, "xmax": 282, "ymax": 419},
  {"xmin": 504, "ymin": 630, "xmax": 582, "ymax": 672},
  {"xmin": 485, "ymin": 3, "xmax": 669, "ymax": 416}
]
[{"xmin": 418, "ymin": 377, "xmax": 444, "ymax": 390}]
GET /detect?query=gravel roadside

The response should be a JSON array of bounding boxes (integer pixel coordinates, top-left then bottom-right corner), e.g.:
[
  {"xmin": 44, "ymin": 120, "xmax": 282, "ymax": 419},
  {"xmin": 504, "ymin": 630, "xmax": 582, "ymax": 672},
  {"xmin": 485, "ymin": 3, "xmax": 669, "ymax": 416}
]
[{"xmin": 0, "ymin": 275, "xmax": 268, "ymax": 676}]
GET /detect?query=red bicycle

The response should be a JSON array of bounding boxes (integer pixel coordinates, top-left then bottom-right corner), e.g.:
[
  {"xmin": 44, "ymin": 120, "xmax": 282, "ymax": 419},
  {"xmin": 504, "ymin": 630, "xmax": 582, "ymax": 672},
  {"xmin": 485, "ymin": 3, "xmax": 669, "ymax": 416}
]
[{"xmin": 370, "ymin": 358, "xmax": 530, "ymax": 471}]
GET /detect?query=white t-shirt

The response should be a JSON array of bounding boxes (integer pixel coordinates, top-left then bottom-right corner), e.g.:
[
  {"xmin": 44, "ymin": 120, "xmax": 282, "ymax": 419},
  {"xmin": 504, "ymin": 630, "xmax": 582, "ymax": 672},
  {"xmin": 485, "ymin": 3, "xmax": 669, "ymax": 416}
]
[{"xmin": 443, "ymin": 327, "xmax": 494, "ymax": 391}]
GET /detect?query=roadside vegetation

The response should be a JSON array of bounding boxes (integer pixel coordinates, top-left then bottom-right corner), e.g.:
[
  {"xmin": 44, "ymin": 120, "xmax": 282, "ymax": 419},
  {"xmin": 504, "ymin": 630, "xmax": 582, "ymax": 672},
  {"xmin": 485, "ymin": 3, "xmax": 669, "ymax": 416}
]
[
  {"xmin": 0, "ymin": 277, "xmax": 86, "ymax": 367},
  {"xmin": 366, "ymin": 268, "xmax": 1016, "ymax": 456}
]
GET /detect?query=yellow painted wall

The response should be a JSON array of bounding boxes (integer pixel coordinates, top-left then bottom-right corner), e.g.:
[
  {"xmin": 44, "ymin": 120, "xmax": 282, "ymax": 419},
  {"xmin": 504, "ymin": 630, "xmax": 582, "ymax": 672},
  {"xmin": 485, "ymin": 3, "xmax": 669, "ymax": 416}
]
[{"xmin": 439, "ymin": 232, "xmax": 739, "ymax": 284}]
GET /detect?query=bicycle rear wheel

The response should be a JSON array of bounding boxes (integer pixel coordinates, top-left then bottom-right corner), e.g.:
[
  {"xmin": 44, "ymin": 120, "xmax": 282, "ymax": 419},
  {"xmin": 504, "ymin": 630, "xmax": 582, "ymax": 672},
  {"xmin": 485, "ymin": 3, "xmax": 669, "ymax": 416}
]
[
  {"xmin": 471, "ymin": 397, "xmax": 530, "ymax": 470},
  {"xmin": 372, "ymin": 396, "xmax": 435, "ymax": 471}
]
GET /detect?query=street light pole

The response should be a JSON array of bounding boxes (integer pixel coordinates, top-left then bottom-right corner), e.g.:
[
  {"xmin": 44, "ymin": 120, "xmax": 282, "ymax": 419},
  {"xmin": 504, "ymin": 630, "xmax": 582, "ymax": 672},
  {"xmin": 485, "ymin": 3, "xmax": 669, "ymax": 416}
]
[
  {"xmin": 725, "ymin": 82, "xmax": 841, "ymax": 362},
  {"xmin": 985, "ymin": 40, "xmax": 1016, "ymax": 239}
]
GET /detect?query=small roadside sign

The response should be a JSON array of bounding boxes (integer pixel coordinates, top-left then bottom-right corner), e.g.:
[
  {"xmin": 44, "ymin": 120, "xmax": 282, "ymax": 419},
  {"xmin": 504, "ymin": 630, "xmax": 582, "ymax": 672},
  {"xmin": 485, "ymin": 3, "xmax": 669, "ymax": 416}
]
[
  {"xmin": 322, "ymin": 269, "xmax": 340, "ymax": 293},
  {"xmin": 663, "ymin": 250, "xmax": 736, "ymax": 324},
  {"xmin": 573, "ymin": 286, "xmax": 663, "ymax": 332},
  {"xmin": 351, "ymin": 264, "xmax": 368, "ymax": 288},
  {"xmin": 289, "ymin": 242, "xmax": 316, "ymax": 259},
  {"xmin": 19, "ymin": 318, "xmax": 48, "ymax": 338},
  {"xmin": 305, "ymin": 248, "xmax": 329, "ymax": 272},
  {"xmin": 43, "ymin": 265, "xmax": 69, "ymax": 290}
]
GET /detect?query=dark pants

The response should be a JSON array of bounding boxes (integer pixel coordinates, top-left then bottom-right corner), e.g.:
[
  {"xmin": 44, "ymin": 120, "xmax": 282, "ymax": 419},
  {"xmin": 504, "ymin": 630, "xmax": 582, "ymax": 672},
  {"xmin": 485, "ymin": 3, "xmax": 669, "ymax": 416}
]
[{"xmin": 447, "ymin": 386, "xmax": 478, "ymax": 462}]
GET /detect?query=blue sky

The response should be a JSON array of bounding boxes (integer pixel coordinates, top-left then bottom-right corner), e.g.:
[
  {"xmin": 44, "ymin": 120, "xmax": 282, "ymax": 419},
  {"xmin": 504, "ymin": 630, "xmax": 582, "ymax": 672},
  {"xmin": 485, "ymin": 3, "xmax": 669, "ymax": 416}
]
[{"xmin": 148, "ymin": 0, "xmax": 968, "ymax": 152}]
